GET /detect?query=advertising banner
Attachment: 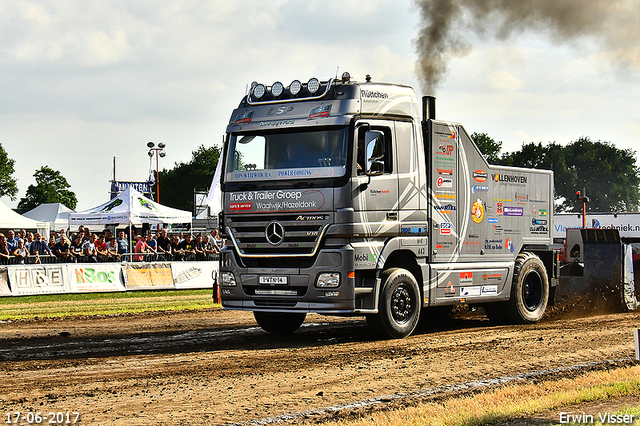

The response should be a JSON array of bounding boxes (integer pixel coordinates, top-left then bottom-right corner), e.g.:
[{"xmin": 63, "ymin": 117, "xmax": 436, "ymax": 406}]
[
  {"xmin": 554, "ymin": 213, "xmax": 640, "ymax": 239},
  {"xmin": 0, "ymin": 267, "xmax": 11, "ymax": 296},
  {"xmin": 67, "ymin": 264, "xmax": 125, "ymax": 293},
  {"xmin": 8, "ymin": 264, "xmax": 70, "ymax": 296},
  {"xmin": 172, "ymin": 261, "xmax": 217, "ymax": 289},
  {"xmin": 123, "ymin": 263, "xmax": 175, "ymax": 290}
]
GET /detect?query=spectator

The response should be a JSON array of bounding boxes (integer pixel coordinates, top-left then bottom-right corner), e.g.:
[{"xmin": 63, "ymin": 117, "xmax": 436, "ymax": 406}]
[
  {"xmin": 145, "ymin": 233, "xmax": 157, "ymax": 260},
  {"xmin": 134, "ymin": 235, "xmax": 148, "ymax": 261},
  {"xmin": 25, "ymin": 232, "xmax": 34, "ymax": 253},
  {"xmin": 116, "ymin": 230, "xmax": 129, "ymax": 256},
  {"xmin": 81, "ymin": 227, "xmax": 91, "ymax": 243},
  {"xmin": 53, "ymin": 235, "xmax": 72, "ymax": 262},
  {"xmin": 82, "ymin": 234, "xmax": 98, "ymax": 263},
  {"xmin": 0, "ymin": 234, "xmax": 11, "ymax": 264},
  {"xmin": 6, "ymin": 230, "xmax": 18, "ymax": 253},
  {"xmin": 12, "ymin": 238, "xmax": 28, "ymax": 264},
  {"xmin": 156, "ymin": 229, "xmax": 172, "ymax": 260},
  {"xmin": 106, "ymin": 237, "xmax": 120, "ymax": 261},
  {"xmin": 48, "ymin": 234, "xmax": 57, "ymax": 252},
  {"xmin": 177, "ymin": 234, "xmax": 196, "ymax": 260},
  {"xmin": 95, "ymin": 235, "xmax": 109, "ymax": 262},
  {"xmin": 30, "ymin": 232, "xmax": 51, "ymax": 263},
  {"xmin": 57, "ymin": 228, "xmax": 67, "ymax": 243},
  {"xmin": 194, "ymin": 234, "xmax": 206, "ymax": 260},
  {"xmin": 210, "ymin": 229, "xmax": 224, "ymax": 253},
  {"xmin": 70, "ymin": 236, "xmax": 84, "ymax": 262}
]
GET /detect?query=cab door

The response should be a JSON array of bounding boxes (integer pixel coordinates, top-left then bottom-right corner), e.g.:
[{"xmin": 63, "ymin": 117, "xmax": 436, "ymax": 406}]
[{"xmin": 352, "ymin": 120, "xmax": 399, "ymax": 239}]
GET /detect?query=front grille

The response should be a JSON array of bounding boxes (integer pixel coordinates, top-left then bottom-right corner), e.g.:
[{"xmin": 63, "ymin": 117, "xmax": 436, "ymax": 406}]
[{"xmin": 227, "ymin": 213, "xmax": 330, "ymax": 256}]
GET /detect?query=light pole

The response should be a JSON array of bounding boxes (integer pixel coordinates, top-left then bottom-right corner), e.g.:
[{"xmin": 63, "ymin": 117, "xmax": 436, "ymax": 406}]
[{"xmin": 147, "ymin": 142, "xmax": 166, "ymax": 203}]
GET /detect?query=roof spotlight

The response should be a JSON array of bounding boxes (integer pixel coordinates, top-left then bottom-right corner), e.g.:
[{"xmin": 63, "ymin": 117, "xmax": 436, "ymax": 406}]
[
  {"xmin": 341, "ymin": 72, "xmax": 351, "ymax": 82},
  {"xmin": 271, "ymin": 81, "xmax": 284, "ymax": 97},
  {"xmin": 307, "ymin": 78, "xmax": 320, "ymax": 94},
  {"xmin": 289, "ymin": 80, "xmax": 302, "ymax": 96},
  {"xmin": 253, "ymin": 83, "xmax": 266, "ymax": 99}
]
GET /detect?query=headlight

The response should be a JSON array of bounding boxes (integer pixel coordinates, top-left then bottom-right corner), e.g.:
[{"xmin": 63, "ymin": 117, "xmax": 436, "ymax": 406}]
[
  {"xmin": 271, "ymin": 81, "xmax": 284, "ymax": 97},
  {"xmin": 307, "ymin": 78, "xmax": 320, "ymax": 94},
  {"xmin": 289, "ymin": 80, "xmax": 302, "ymax": 96},
  {"xmin": 253, "ymin": 83, "xmax": 266, "ymax": 99},
  {"xmin": 221, "ymin": 272, "xmax": 237, "ymax": 287},
  {"xmin": 316, "ymin": 272, "xmax": 340, "ymax": 288}
]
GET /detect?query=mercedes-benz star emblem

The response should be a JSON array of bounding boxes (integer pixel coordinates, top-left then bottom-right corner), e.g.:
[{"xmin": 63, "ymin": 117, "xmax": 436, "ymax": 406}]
[{"xmin": 265, "ymin": 221, "xmax": 285, "ymax": 246}]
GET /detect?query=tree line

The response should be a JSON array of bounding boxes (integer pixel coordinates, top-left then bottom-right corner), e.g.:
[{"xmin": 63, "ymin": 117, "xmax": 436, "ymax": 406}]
[{"xmin": 0, "ymin": 135, "xmax": 637, "ymax": 214}]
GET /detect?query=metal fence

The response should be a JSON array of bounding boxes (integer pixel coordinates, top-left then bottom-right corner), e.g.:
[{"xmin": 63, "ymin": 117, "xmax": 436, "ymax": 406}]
[{"xmin": 1, "ymin": 252, "xmax": 220, "ymax": 265}]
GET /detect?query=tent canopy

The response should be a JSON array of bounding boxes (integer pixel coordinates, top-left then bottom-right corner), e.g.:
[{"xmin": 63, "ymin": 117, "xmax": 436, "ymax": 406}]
[
  {"xmin": 68, "ymin": 186, "xmax": 192, "ymax": 227},
  {"xmin": 0, "ymin": 201, "xmax": 50, "ymax": 234},
  {"xmin": 23, "ymin": 203, "xmax": 74, "ymax": 232}
]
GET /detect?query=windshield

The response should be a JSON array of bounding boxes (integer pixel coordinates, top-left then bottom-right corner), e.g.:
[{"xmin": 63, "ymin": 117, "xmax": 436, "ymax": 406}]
[{"xmin": 225, "ymin": 128, "xmax": 349, "ymax": 182}]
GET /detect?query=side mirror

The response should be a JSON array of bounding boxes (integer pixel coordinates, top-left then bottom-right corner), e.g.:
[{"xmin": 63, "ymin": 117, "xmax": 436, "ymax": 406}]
[{"xmin": 365, "ymin": 130, "xmax": 385, "ymax": 176}]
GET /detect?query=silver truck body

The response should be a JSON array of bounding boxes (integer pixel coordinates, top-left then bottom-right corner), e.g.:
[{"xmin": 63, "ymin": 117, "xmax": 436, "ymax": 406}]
[{"xmin": 218, "ymin": 75, "xmax": 554, "ymax": 337}]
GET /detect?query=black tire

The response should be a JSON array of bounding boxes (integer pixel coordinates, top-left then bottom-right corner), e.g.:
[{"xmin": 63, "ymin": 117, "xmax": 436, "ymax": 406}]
[
  {"xmin": 505, "ymin": 252, "xmax": 549, "ymax": 323},
  {"xmin": 253, "ymin": 311, "xmax": 306, "ymax": 334},
  {"xmin": 370, "ymin": 268, "xmax": 421, "ymax": 339}
]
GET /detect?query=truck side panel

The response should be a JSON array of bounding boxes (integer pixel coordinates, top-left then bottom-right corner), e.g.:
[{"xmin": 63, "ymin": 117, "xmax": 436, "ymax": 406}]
[{"xmin": 427, "ymin": 121, "xmax": 553, "ymax": 305}]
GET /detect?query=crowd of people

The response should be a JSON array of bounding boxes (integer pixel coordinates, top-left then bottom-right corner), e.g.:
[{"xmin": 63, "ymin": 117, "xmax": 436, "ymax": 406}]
[{"xmin": 0, "ymin": 226, "xmax": 225, "ymax": 264}]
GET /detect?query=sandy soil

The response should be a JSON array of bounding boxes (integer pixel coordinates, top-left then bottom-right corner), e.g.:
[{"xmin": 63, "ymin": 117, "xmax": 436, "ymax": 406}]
[{"xmin": 0, "ymin": 308, "xmax": 638, "ymax": 425}]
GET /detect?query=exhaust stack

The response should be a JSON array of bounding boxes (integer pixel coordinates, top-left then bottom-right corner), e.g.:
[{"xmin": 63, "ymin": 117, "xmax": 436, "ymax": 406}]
[{"xmin": 422, "ymin": 96, "xmax": 436, "ymax": 121}]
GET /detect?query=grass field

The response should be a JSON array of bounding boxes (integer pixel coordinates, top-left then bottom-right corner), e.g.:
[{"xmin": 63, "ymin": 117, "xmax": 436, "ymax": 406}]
[
  {"xmin": 311, "ymin": 366, "xmax": 640, "ymax": 426},
  {"xmin": 0, "ymin": 289, "xmax": 216, "ymax": 320}
]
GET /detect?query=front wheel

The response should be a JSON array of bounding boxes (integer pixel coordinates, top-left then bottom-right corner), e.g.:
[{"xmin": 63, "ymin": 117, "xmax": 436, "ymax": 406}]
[
  {"xmin": 253, "ymin": 311, "xmax": 306, "ymax": 334},
  {"xmin": 369, "ymin": 268, "xmax": 421, "ymax": 339}
]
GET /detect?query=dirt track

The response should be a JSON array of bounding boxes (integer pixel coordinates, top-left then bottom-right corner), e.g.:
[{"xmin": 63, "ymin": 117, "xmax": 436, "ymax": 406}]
[{"xmin": 0, "ymin": 308, "xmax": 638, "ymax": 425}]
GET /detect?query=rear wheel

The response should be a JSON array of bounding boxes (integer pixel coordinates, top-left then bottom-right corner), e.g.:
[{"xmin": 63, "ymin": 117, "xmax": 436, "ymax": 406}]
[
  {"xmin": 253, "ymin": 311, "xmax": 306, "ymax": 334},
  {"xmin": 369, "ymin": 268, "xmax": 421, "ymax": 339},
  {"xmin": 505, "ymin": 252, "xmax": 549, "ymax": 323}
]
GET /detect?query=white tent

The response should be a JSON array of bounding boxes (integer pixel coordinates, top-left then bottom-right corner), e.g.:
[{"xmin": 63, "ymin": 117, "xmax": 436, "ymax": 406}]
[
  {"xmin": 23, "ymin": 203, "xmax": 74, "ymax": 232},
  {"xmin": 68, "ymin": 186, "xmax": 192, "ymax": 227},
  {"xmin": 0, "ymin": 201, "xmax": 50, "ymax": 235}
]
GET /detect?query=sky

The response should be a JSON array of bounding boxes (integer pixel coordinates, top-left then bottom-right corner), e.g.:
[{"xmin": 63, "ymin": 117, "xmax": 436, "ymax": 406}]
[{"xmin": 1, "ymin": 0, "xmax": 639, "ymax": 211}]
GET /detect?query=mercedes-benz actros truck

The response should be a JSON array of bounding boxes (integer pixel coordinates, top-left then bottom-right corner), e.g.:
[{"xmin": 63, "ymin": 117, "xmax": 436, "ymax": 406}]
[{"xmin": 218, "ymin": 73, "xmax": 555, "ymax": 338}]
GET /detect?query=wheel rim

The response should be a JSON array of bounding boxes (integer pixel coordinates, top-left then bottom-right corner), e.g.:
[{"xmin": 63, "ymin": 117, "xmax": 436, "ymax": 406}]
[
  {"xmin": 391, "ymin": 285, "xmax": 413, "ymax": 324},
  {"xmin": 522, "ymin": 270, "xmax": 543, "ymax": 311}
]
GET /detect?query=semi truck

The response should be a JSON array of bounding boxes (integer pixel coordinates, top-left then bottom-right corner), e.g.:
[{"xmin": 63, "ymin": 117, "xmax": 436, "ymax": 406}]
[{"xmin": 217, "ymin": 73, "xmax": 557, "ymax": 338}]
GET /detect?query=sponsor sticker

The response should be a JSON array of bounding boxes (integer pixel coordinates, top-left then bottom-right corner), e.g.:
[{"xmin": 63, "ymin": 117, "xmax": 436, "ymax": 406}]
[
  {"xmin": 437, "ymin": 177, "xmax": 453, "ymax": 188},
  {"xmin": 472, "ymin": 185, "xmax": 489, "ymax": 193},
  {"xmin": 481, "ymin": 285, "xmax": 498, "ymax": 295},
  {"xmin": 234, "ymin": 110, "xmax": 253, "ymax": 125},
  {"xmin": 503, "ymin": 206, "xmax": 524, "ymax": 216},
  {"xmin": 460, "ymin": 286, "xmax": 481, "ymax": 296},
  {"xmin": 471, "ymin": 199, "xmax": 485, "ymax": 223},
  {"xmin": 308, "ymin": 105, "xmax": 331, "ymax": 120},
  {"xmin": 460, "ymin": 272, "xmax": 473, "ymax": 285},
  {"xmin": 473, "ymin": 170, "xmax": 488, "ymax": 182},
  {"xmin": 440, "ymin": 222, "xmax": 452, "ymax": 234}
]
